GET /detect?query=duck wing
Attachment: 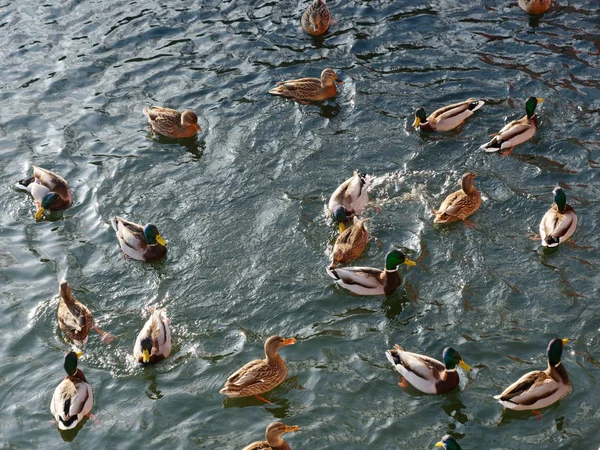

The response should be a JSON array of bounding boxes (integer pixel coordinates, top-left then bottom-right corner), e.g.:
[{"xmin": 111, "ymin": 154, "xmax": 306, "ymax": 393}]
[{"xmin": 494, "ymin": 370, "xmax": 558, "ymax": 406}]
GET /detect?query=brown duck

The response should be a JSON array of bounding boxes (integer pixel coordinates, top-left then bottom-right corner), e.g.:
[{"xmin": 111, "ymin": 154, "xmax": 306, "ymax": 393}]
[
  {"xmin": 433, "ymin": 173, "xmax": 481, "ymax": 224},
  {"xmin": 242, "ymin": 422, "xmax": 300, "ymax": 450},
  {"xmin": 301, "ymin": 0, "xmax": 332, "ymax": 36},
  {"xmin": 330, "ymin": 214, "xmax": 369, "ymax": 268},
  {"xmin": 518, "ymin": 0, "xmax": 550, "ymax": 14},
  {"xmin": 143, "ymin": 106, "xmax": 202, "ymax": 138},
  {"xmin": 269, "ymin": 68, "xmax": 344, "ymax": 103},
  {"xmin": 220, "ymin": 335, "xmax": 295, "ymax": 403}
]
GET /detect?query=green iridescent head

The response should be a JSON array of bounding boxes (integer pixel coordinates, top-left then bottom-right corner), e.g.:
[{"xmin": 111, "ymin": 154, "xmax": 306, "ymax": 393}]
[
  {"xmin": 525, "ymin": 96, "xmax": 542, "ymax": 119},
  {"xmin": 553, "ymin": 187, "xmax": 567, "ymax": 213},
  {"xmin": 442, "ymin": 347, "xmax": 471, "ymax": 371},
  {"xmin": 436, "ymin": 435, "xmax": 462, "ymax": 450},
  {"xmin": 547, "ymin": 338, "xmax": 568, "ymax": 366},
  {"xmin": 140, "ymin": 337, "xmax": 153, "ymax": 364},
  {"xmin": 63, "ymin": 351, "xmax": 80, "ymax": 376},
  {"xmin": 36, "ymin": 192, "xmax": 61, "ymax": 219},
  {"xmin": 332, "ymin": 205, "xmax": 348, "ymax": 232},
  {"xmin": 413, "ymin": 107, "xmax": 427, "ymax": 127},
  {"xmin": 384, "ymin": 249, "xmax": 416, "ymax": 271},
  {"xmin": 144, "ymin": 224, "xmax": 167, "ymax": 247}
]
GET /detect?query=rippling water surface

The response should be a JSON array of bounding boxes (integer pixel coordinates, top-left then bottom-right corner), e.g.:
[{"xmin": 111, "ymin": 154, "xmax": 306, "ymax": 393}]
[{"xmin": 1, "ymin": 0, "xmax": 600, "ymax": 448}]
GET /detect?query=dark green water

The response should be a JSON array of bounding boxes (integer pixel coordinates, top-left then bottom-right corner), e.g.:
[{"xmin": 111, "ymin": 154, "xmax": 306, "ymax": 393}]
[{"xmin": 1, "ymin": 0, "xmax": 600, "ymax": 448}]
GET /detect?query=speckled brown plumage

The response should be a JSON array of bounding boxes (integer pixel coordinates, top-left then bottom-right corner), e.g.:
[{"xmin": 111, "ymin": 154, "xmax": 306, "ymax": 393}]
[
  {"xmin": 330, "ymin": 216, "xmax": 369, "ymax": 267},
  {"xmin": 242, "ymin": 422, "xmax": 299, "ymax": 450},
  {"xmin": 301, "ymin": 0, "xmax": 331, "ymax": 36},
  {"xmin": 57, "ymin": 281, "xmax": 94, "ymax": 345},
  {"xmin": 143, "ymin": 106, "xmax": 202, "ymax": 138},
  {"xmin": 434, "ymin": 173, "xmax": 481, "ymax": 224},
  {"xmin": 269, "ymin": 68, "xmax": 343, "ymax": 103}
]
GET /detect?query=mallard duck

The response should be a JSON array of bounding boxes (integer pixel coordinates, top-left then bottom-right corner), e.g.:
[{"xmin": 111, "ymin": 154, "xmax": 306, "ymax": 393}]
[
  {"xmin": 15, "ymin": 166, "xmax": 73, "ymax": 220},
  {"xmin": 434, "ymin": 173, "xmax": 481, "ymax": 224},
  {"xmin": 518, "ymin": 0, "xmax": 550, "ymax": 14},
  {"xmin": 436, "ymin": 435, "xmax": 462, "ymax": 450},
  {"xmin": 220, "ymin": 335, "xmax": 296, "ymax": 403},
  {"xmin": 133, "ymin": 307, "xmax": 172, "ymax": 364},
  {"xmin": 480, "ymin": 97, "xmax": 543, "ymax": 154},
  {"xmin": 111, "ymin": 216, "xmax": 167, "ymax": 262},
  {"xmin": 143, "ymin": 106, "xmax": 202, "ymax": 139},
  {"xmin": 269, "ymin": 68, "xmax": 343, "ymax": 103},
  {"xmin": 58, "ymin": 280, "xmax": 114, "ymax": 345},
  {"xmin": 413, "ymin": 99, "xmax": 485, "ymax": 132},
  {"xmin": 328, "ymin": 171, "xmax": 371, "ymax": 219},
  {"xmin": 494, "ymin": 338, "xmax": 570, "ymax": 411},
  {"xmin": 301, "ymin": 0, "xmax": 332, "ymax": 36},
  {"xmin": 330, "ymin": 211, "xmax": 369, "ymax": 268},
  {"xmin": 386, "ymin": 345, "xmax": 471, "ymax": 394},
  {"xmin": 327, "ymin": 249, "xmax": 416, "ymax": 296},
  {"xmin": 539, "ymin": 187, "xmax": 577, "ymax": 247},
  {"xmin": 242, "ymin": 422, "xmax": 300, "ymax": 450},
  {"xmin": 50, "ymin": 351, "xmax": 93, "ymax": 430}
]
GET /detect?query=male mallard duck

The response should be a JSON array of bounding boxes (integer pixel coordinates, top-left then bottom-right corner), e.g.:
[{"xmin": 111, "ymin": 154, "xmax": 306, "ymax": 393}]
[
  {"xmin": 58, "ymin": 280, "xmax": 114, "ymax": 345},
  {"xmin": 386, "ymin": 345, "xmax": 471, "ymax": 394},
  {"xmin": 133, "ymin": 307, "xmax": 172, "ymax": 364},
  {"xmin": 220, "ymin": 335, "xmax": 296, "ymax": 403},
  {"xmin": 111, "ymin": 216, "xmax": 167, "ymax": 262},
  {"xmin": 15, "ymin": 166, "xmax": 73, "ymax": 220},
  {"xmin": 330, "ymin": 209, "xmax": 369, "ymax": 268},
  {"xmin": 480, "ymin": 97, "xmax": 543, "ymax": 154},
  {"xmin": 301, "ymin": 0, "xmax": 332, "ymax": 36},
  {"xmin": 494, "ymin": 338, "xmax": 570, "ymax": 411},
  {"xmin": 436, "ymin": 435, "xmax": 462, "ymax": 450},
  {"xmin": 434, "ymin": 173, "xmax": 481, "ymax": 224},
  {"xmin": 50, "ymin": 351, "xmax": 93, "ymax": 430},
  {"xmin": 242, "ymin": 422, "xmax": 300, "ymax": 450},
  {"xmin": 327, "ymin": 249, "xmax": 416, "ymax": 296},
  {"xmin": 143, "ymin": 106, "xmax": 202, "ymax": 139},
  {"xmin": 413, "ymin": 99, "xmax": 485, "ymax": 132},
  {"xmin": 518, "ymin": 0, "xmax": 550, "ymax": 14},
  {"xmin": 328, "ymin": 171, "xmax": 371, "ymax": 219},
  {"xmin": 269, "ymin": 68, "xmax": 344, "ymax": 103},
  {"xmin": 539, "ymin": 187, "xmax": 577, "ymax": 247}
]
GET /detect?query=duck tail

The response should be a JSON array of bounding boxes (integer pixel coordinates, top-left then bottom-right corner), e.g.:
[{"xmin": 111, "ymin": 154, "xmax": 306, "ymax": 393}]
[
  {"xmin": 15, "ymin": 176, "xmax": 34, "ymax": 191},
  {"xmin": 544, "ymin": 236, "xmax": 560, "ymax": 247},
  {"xmin": 480, "ymin": 138, "xmax": 502, "ymax": 152},
  {"xmin": 469, "ymin": 100, "xmax": 485, "ymax": 112}
]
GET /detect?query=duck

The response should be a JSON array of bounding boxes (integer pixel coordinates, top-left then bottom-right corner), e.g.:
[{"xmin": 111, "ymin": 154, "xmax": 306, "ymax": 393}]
[
  {"xmin": 435, "ymin": 435, "xmax": 462, "ymax": 450},
  {"xmin": 433, "ymin": 173, "xmax": 481, "ymax": 224},
  {"xmin": 327, "ymin": 249, "xmax": 416, "ymax": 296},
  {"xmin": 301, "ymin": 0, "xmax": 332, "ymax": 36},
  {"xmin": 143, "ymin": 106, "xmax": 202, "ymax": 139},
  {"xmin": 57, "ymin": 280, "xmax": 114, "ymax": 346},
  {"xmin": 330, "ymin": 208, "xmax": 369, "ymax": 268},
  {"xmin": 494, "ymin": 338, "xmax": 570, "ymax": 411},
  {"xmin": 15, "ymin": 166, "xmax": 73, "ymax": 220},
  {"xmin": 518, "ymin": 0, "xmax": 551, "ymax": 14},
  {"xmin": 133, "ymin": 307, "xmax": 172, "ymax": 364},
  {"xmin": 111, "ymin": 216, "xmax": 167, "ymax": 262},
  {"xmin": 328, "ymin": 171, "xmax": 371, "ymax": 219},
  {"xmin": 269, "ymin": 68, "xmax": 344, "ymax": 103},
  {"xmin": 242, "ymin": 422, "xmax": 300, "ymax": 450},
  {"xmin": 386, "ymin": 345, "xmax": 471, "ymax": 394},
  {"xmin": 539, "ymin": 187, "xmax": 577, "ymax": 247},
  {"xmin": 480, "ymin": 97, "xmax": 543, "ymax": 154},
  {"xmin": 413, "ymin": 99, "xmax": 485, "ymax": 132},
  {"xmin": 50, "ymin": 351, "xmax": 93, "ymax": 430},
  {"xmin": 220, "ymin": 335, "xmax": 296, "ymax": 403}
]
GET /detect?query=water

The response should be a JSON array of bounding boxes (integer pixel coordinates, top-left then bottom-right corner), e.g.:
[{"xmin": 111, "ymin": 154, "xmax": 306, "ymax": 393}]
[{"xmin": 1, "ymin": 0, "xmax": 599, "ymax": 448}]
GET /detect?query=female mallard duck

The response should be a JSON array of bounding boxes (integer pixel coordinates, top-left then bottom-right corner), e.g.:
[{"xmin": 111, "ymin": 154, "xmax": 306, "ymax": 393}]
[
  {"xmin": 327, "ymin": 249, "xmax": 416, "ymax": 296},
  {"xmin": 330, "ymin": 208, "xmax": 369, "ymax": 268},
  {"xmin": 220, "ymin": 335, "xmax": 296, "ymax": 403},
  {"xmin": 242, "ymin": 422, "xmax": 300, "ymax": 450},
  {"xmin": 328, "ymin": 171, "xmax": 371, "ymax": 220},
  {"xmin": 539, "ymin": 187, "xmax": 577, "ymax": 247},
  {"xmin": 111, "ymin": 216, "xmax": 167, "ymax": 262},
  {"xmin": 494, "ymin": 338, "xmax": 570, "ymax": 411},
  {"xmin": 143, "ymin": 106, "xmax": 202, "ymax": 138},
  {"xmin": 301, "ymin": 0, "xmax": 331, "ymax": 36},
  {"xmin": 50, "ymin": 351, "xmax": 93, "ymax": 430},
  {"xmin": 133, "ymin": 307, "xmax": 172, "ymax": 364},
  {"xmin": 386, "ymin": 345, "xmax": 471, "ymax": 394},
  {"xmin": 58, "ymin": 280, "xmax": 114, "ymax": 345},
  {"xmin": 413, "ymin": 99, "xmax": 485, "ymax": 132},
  {"xmin": 436, "ymin": 435, "xmax": 462, "ymax": 450},
  {"xmin": 480, "ymin": 97, "xmax": 543, "ymax": 154},
  {"xmin": 518, "ymin": 0, "xmax": 550, "ymax": 14},
  {"xmin": 16, "ymin": 166, "xmax": 73, "ymax": 220},
  {"xmin": 269, "ymin": 68, "xmax": 344, "ymax": 103},
  {"xmin": 434, "ymin": 173, "xmax": 481, "ymax": 224}
]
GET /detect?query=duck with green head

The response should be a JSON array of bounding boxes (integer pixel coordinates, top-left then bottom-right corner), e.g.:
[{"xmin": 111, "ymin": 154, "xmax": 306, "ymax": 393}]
[
  {"xmin": 480, "ymin": 96, "xmax": 543, "ymax": 154},
  {"xmin": 436, "ymin": 435, "xmax": 462, "ymax": 450},
  {"xmin": 539, "ymin": 187, "xmax": 577, "ymax": 247},
  {"xmin": 494, "ymin": 338, "xmax": 570, "ymax": 410},
  {"xmin": 16, "ymin": 166, "xmax": 73, "ymax": 220},
  {"xmin": 134, "ymin": 307, "xmax": 172, "ymax": 364},
  {"xmin": 111, "ymin": 216, "xmax": 167, "ymax": 261},
  {"xmin": 327, "ymin": 249, "xmax": 416, "ymax": 296},
  {"xmin": 386, "ymin": 345, "xmax": 471, "ymax": 394},
  {"xmin": 50, "ymin": 351, "xmax": 93, "ymax": 430},
  {"xmin": 413, "ymin": 99, "xmax": 484, "ymax": 132}
]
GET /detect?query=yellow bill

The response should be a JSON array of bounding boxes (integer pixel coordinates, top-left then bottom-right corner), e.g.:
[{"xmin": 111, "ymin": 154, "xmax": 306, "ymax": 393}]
[
  {"xmin": 142, "ymin": 349, "xmax": 151, "ymax": 363},
  {"xmin": 338, "ymin": 222, "xmax": 346, "ymax": 233},
  {"xmin": 537, "ymin": 98, "xmax": 543, "ymax": 103},
  {"xmin": 35, "ymin": 207, "xmax": 45, "ymax": 219},
  {"xmin": 403, "ymin": 258, "xmax": 417, "ymax": 266},
  {"xmin": 562, "ymin": 338, "xmax": 568, "ymax": 345},
  {"xmin": 435, "ymin": 442, "xmax": 443, "ymax": 447},
  {"xmin": 413, "ymin": 117, "xmax": 421, "ymax": 128},
  {"xmin": 156, "ymin": 234, "xmax": 167, "ymax": 247},
  {"xmin": 459, "ymin": 360, "xmax": 471, "ymax": 371}
]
